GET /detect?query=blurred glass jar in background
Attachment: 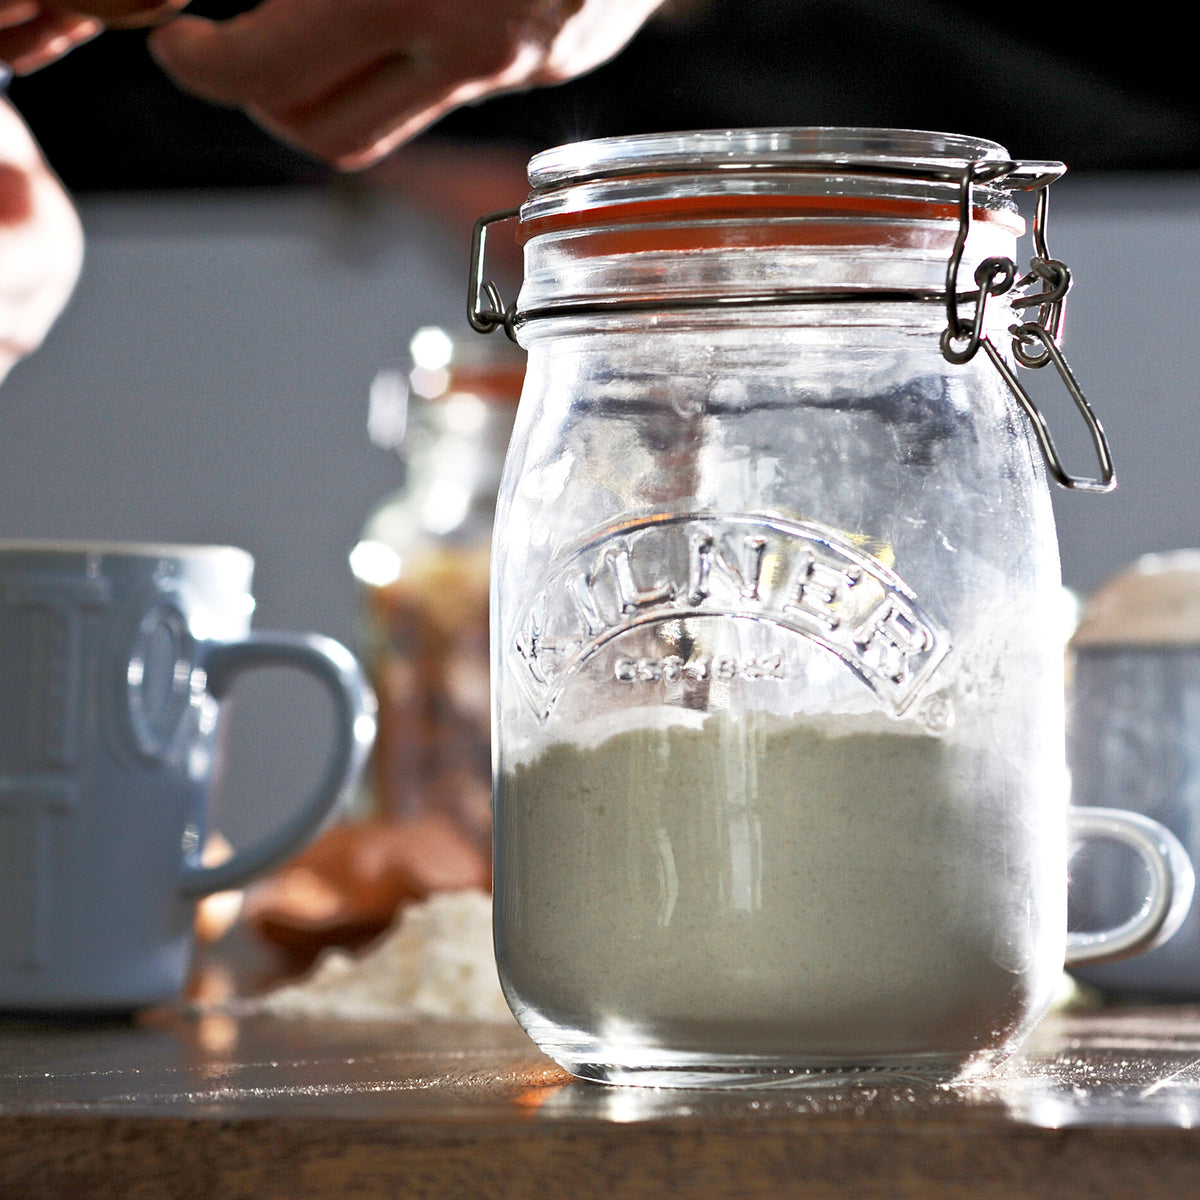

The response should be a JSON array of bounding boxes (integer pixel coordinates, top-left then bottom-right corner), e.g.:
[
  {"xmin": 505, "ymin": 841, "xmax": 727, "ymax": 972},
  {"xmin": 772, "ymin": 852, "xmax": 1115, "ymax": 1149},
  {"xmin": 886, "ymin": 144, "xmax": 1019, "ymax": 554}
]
[{"xmin": 350, "ymin": 326, "xmax": 524, "ymax": 853}]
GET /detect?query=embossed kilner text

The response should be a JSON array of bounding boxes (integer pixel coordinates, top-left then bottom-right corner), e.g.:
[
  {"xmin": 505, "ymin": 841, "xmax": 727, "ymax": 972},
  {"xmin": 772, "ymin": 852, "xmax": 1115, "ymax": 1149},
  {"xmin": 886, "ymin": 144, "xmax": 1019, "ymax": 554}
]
[{"xmin": 511, "ymin": 513, "xmax": 949, "ymax": 720}]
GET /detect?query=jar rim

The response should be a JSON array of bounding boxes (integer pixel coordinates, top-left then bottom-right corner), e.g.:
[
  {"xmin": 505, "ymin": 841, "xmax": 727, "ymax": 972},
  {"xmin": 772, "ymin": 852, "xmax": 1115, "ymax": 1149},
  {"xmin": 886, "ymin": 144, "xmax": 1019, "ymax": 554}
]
[{"xmin": 527, "ymin": 127, "xmax": 1051, "ymax": 191}]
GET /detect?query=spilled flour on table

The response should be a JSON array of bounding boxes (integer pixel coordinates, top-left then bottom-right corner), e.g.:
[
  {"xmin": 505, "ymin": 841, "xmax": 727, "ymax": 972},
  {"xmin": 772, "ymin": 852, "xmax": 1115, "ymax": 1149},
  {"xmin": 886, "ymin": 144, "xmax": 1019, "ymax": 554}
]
[{"xmin": 243, "ymin": 889, "xmax": 512, "ymax": 1022}]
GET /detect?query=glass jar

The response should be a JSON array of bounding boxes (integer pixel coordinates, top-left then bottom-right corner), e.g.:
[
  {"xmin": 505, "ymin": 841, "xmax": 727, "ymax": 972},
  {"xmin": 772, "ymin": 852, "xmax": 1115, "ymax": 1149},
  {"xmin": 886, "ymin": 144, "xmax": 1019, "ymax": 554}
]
[
  {"xmin": 350, "ymin": 326, "xmax": 522, "ymax": 851},
  {"xmin": 479, "ymin": 129, "xmax": 1142, "ymax": 1086}
]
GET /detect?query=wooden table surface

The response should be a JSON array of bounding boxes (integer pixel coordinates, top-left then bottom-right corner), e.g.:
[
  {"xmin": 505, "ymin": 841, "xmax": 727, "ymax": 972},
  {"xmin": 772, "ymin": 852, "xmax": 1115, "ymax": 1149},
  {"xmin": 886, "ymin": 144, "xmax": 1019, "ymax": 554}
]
[{"xmin": 3, "ymin": 1000, "xmax": 1200, "ymax": 1199}]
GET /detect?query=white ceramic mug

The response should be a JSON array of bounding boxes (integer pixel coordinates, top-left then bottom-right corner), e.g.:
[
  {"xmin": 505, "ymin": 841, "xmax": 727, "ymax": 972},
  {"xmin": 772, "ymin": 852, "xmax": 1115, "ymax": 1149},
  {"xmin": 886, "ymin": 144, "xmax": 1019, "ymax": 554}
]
[
  {"xmin": 1069, "ymin": 645, "xmax": 1200, "ymax": 995},
  {"xmin": 0, "ymin": 541, "xmax": 375, "ymax": 1012}
]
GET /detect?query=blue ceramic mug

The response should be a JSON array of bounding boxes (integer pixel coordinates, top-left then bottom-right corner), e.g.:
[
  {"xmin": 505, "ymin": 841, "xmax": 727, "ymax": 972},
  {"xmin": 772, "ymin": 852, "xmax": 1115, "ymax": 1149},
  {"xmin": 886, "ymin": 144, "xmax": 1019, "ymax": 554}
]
[{"xmin": 0, "ymin": 541, "xmax": 375, "ymax": 1012}]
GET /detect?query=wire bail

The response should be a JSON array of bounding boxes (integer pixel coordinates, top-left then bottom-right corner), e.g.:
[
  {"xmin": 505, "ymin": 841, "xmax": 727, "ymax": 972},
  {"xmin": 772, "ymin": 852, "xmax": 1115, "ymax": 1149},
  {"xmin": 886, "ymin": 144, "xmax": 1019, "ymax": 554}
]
[
  {"xmin": 468, "ymin": 209, "xmax": 520, "ymax": 341},
  {"xmin": 468, "ymin": 148, "xmax": 1116, "ymax": 492},
  {"xmin": 942, "ymin": 163, "xmax": 1115, "ymax": 492}
]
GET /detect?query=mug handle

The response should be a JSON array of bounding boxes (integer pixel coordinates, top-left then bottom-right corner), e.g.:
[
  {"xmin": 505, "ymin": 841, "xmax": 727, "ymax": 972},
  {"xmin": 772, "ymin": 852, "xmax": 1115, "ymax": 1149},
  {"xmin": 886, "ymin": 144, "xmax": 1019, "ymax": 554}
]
[
  {"xmin": 177, "ymin": 632, "xmax": 376, "ymax": 899},
  {"xmin": 1065, "ymin": 806, "xmax": 1196, "ymax": 967}
]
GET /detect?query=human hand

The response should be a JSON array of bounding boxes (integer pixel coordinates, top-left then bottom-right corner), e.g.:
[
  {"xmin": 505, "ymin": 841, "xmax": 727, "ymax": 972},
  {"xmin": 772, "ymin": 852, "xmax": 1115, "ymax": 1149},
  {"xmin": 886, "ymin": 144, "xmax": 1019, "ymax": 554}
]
[
  {"xmin": 0, "ymin": 0, "xmax": 185, "ymax": 74},
  {"xmin": 0, "ymin": 96, "xmax": 83, "ymax": 384},
  {"xmin": 145, "ymin": 0, "xmax": 670, "ymax": 169}
]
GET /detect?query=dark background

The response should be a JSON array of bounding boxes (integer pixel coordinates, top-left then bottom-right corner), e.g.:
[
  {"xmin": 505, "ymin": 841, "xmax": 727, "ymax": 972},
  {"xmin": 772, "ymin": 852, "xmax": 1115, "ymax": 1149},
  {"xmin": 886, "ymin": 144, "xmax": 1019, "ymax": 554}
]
[{"xmin": 9, "ymin": 0, "xmax": 1200, "ymax": 191}]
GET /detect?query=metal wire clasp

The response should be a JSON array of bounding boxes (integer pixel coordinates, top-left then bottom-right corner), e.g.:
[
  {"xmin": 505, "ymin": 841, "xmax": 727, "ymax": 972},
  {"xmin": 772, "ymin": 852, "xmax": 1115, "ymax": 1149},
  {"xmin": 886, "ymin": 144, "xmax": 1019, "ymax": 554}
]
[
  {"xmin": 468, "ymin": 156, "xmax": 1116, "ymax": 493},
  {"xmin": 468, "ymin": 209, "xmax": 520, "ymax": 342},
  {"xmin": 941, "ymin": 164, "xmax": 1115, "ymax": 493}
]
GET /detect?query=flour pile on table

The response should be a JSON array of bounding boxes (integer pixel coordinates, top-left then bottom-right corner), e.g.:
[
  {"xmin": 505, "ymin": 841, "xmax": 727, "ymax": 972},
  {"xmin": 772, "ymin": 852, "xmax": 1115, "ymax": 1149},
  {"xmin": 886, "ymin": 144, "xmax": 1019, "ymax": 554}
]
[{"xmin": 255, "ymin": 888, "xmax": 512, "ymax": 1021}]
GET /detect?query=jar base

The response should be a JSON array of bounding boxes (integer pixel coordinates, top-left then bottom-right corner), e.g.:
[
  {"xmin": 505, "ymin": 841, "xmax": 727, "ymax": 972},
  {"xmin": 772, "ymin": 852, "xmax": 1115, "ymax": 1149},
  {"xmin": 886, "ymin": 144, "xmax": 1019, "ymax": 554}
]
[
  {"xmin": 548, "ymin": 1045, "xmax": 994, "ymax": 1089},
  {"xmin": 508, "ymin": 994, "xmax": 1016, "ymax": 1089}
]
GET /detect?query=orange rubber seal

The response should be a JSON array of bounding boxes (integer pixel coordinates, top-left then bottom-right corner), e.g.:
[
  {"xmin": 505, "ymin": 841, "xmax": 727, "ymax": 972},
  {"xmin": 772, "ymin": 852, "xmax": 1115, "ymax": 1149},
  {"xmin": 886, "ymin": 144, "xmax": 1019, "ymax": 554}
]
[{"xmin": 518, "ymin": 191, "xmax": 1023, "ymax": 253}]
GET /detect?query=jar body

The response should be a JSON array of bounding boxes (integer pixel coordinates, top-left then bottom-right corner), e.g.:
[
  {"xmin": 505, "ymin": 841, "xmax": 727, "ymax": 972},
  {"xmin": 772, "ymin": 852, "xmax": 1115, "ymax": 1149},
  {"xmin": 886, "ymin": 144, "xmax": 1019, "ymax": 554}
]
[{"xmin": 492, "ymin": 308, "xmax": 1066, "ymax": 1084}]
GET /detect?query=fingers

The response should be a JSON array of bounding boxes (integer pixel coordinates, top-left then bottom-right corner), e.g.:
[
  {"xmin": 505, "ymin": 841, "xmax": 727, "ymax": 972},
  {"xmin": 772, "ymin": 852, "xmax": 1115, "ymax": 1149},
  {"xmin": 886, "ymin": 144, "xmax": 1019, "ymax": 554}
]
[
  {"xmin": 537, "ymin": 0, "xmax": 668, "ymax": 82},
  {"xmin": 246, "ymin": 40, "xmax": 545, "ymax": 169},
  {"xmin": 0, "ymin": 0, "xmax": 180, "ymax": 75},
  {"xmin": 0, "ymin": 3, "xmax": 40, "ymax": 29},
  {"xmin": 147, "ymin": 0, "xmax": 544, "ymax": 167},
  {"xmin": 67, "ymin": 0, "xmax": 190, "ymax": 30},
  {"xmin": 242, "ymin": 54, "xmax": 452, "ymax": 169},
  {"xmin": 146, "ymin": 0, "xmax": 671, "ymax": 169},
  {"xmin": 0, "ymin": 98, "xmax": 83, "ymax": 382},
  {"xmin": 0, "ymin": 8, "xmax": 101, "ymax": 74},
  {"xmin": 147, "ymin": 1, "xmax": 433, "ymax": 109}
]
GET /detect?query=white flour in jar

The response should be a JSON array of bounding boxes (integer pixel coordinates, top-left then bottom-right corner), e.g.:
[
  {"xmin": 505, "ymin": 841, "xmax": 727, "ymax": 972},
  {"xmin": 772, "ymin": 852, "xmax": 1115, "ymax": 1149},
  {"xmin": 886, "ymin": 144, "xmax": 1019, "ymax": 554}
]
[{"xmin": 496, "ymin": 708, "xmax": 1058, "ymax": 1065}]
